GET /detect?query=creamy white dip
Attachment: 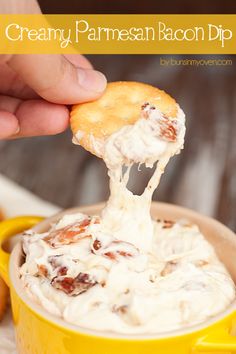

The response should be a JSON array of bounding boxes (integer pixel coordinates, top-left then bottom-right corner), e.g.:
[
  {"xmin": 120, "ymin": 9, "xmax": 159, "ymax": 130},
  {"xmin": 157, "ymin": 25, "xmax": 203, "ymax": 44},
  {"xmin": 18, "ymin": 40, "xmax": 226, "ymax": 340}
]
[{"xmin": 20, "ymin": 103, "xmax": 235, "ymax": 334}]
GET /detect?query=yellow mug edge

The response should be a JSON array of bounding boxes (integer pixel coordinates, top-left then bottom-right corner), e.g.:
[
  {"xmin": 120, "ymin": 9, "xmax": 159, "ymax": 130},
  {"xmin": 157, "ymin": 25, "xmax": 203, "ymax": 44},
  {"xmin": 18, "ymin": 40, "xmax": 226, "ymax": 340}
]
[{"xmin": 0, "ymin": 216, "xmax": 44, "ymax": 285}]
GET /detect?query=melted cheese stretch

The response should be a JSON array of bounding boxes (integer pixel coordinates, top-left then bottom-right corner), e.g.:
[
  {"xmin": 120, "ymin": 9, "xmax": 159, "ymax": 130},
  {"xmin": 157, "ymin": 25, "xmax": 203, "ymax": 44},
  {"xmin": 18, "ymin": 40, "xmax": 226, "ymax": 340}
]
[
  {"xmin": 21, "ymin": 104, "xmax": 235, "ymax": 334},
  {"xmin": 97, "ymin": 105, "xmax": 186, "ymax": 253}
]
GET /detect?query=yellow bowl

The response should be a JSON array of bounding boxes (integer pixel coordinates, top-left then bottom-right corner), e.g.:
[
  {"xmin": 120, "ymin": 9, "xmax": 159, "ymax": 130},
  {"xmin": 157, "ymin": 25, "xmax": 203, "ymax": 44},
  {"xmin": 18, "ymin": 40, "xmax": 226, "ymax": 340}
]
[{"xmin": 0, "ymin": 202, "xmax": 236, "ymax": 354}]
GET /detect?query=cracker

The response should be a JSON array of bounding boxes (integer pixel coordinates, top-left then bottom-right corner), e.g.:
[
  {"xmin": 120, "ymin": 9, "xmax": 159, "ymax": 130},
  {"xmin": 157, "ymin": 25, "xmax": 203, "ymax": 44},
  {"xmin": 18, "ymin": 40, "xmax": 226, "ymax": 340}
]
[{"xmin": 70, "ymin": 81, "xmax": 178, "ymax": 156}]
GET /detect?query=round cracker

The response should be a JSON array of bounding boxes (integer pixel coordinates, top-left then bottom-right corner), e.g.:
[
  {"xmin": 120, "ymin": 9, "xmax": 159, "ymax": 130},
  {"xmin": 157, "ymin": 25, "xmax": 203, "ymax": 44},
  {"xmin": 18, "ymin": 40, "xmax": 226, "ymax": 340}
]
[{"xmin": 70, "ymin": 81, "xmax": 178, "ymax": 156}]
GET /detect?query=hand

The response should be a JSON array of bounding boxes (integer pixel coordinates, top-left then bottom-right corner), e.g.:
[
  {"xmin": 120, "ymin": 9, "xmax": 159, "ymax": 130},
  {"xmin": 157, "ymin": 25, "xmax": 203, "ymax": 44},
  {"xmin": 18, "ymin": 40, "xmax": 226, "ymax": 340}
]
[
  {"xmin": 0, "ymin": 0, "xmax": 107, "ymax": 139},
  {"xmin": 0, "ymin": 54, "xmax": 107, "ymax": 139}
]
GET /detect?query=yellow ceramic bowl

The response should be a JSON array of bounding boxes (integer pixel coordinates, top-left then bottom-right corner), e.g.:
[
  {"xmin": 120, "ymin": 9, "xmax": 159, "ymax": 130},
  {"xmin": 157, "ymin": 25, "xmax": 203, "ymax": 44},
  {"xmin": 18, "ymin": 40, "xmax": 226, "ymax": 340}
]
[{"xmin": 0, "ymin": 202, "xmax": 236, "ymax": 354}]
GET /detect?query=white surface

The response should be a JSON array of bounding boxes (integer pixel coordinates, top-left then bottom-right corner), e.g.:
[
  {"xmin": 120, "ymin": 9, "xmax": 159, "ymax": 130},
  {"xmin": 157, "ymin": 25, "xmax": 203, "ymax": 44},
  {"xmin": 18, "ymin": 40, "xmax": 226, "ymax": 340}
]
[
  {"xmin": 0, "ymin": 174, "xmax": 60, "ymax": 354},
  {"xmin": 0, "ymin": 174, "xmax": 60, "ymax": 217},
  {"xmin": 0, "ymin": 307, "xmax": 16, "ymax": 354}
]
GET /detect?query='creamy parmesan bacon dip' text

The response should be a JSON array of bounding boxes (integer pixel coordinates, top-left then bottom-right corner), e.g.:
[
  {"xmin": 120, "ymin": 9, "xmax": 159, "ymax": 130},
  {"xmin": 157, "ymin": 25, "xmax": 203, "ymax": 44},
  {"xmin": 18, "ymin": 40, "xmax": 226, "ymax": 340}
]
[{"xmin": 20, "ymin": 103, "xmax": 235, "ymax": 334}]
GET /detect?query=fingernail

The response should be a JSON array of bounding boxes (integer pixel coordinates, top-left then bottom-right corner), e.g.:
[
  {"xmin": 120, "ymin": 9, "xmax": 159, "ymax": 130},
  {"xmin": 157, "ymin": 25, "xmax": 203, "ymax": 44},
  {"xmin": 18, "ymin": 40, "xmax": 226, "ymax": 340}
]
[
  {"xmin": 14, "ymin": 125, "xmax": 20, "ymax": 134},
  {"xmin": 0, "ymin": 125, "xmax": 20, "ymax": 139},
  {"xmin": 77, "ymin": 68, "xmax": 107, "ymax": 93}
]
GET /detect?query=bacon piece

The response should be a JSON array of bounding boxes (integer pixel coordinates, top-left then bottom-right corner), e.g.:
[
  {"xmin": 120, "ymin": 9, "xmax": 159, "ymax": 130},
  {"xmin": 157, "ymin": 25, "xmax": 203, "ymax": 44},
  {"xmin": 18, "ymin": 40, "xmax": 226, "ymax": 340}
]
[
  {"xmin": 104, "ymin": 251, "xmax": 116, "ymax": 260},
  {"xmin": 37, "ymin": 264, "xmax": 48, "ymax": 277},
  {"xmin": 57, "ymin": 266, "xmax": 68, "ymax": 276},
  {"xmin": 102, "ymin": 240, "xmax": 138, "ymax": 261},
  {"xmin": 37, "ymin": 257, "xmax": 68, "ymax": 280},
  {"xmin": 93, "ymin": 217, "xmax": 100, "ymax": 224},
  {"xmin": 91, "ymin": 238, "xmax": 138, "ymax": 260},
  {"xmin": 141, "ymin": 102, "xmax": 178, "ymax": 142},
  {"xmin": 141, "ymin": 102, "xmax": 149, "ymax": 110},
  {"xmin": 51, "ymin": 277, "xmax": 75, "ymax": 294},
  {"xmin": 195, "ymin": 260, "xmax": 209, "ymax": 267},
  {"xmin": 141, "ymin": 102, "xmax": 156, "ymax": 119},
  {"xmin": 159, "ymin": 116, "xmax": 177, "ymax": 142},
  {"xmin": 161, "ymin": 260, "xmax": 178, "ymax": 276},
  {"xmin": 93, "ymin": 239, "xmax": 102, "ymax": 251},
  {"xmin": 47, "ymin": 256, "xmax": 68, "ymax": 276},
  {"xmin": 48, "ymin": 255, "xmax": 62, "ymax": 269},
  {"xmin": 141, "ymin": 102, "xmax": 150, "ymax": 119},
  {"xmin": 112, "ymin": 304, "xmax": 128, "ymax": 314},
  {"xmin": 44, "ymin": 219, "xmax": 92, "ymax": 247},
  {"xmin": 156, "ymin": 218, "xmax": 175, "ymax": 228},
  {"xmin": 51, "ymin": 272, "xmax": 97, "ymax": 296},
  {"xmin": 117, "ymin": 250, "xmax": 133, "ymax": 257},
  {"xmin": 79, "ymin": 219, "xmax": 90, "ymax": 228},
  {"xmin": 163, "ymin": 219, "xmax": 175, "ymax": 229},
  {"xmin": 112, "ymin": 304, "xmax": 140, "ymax": 326}
]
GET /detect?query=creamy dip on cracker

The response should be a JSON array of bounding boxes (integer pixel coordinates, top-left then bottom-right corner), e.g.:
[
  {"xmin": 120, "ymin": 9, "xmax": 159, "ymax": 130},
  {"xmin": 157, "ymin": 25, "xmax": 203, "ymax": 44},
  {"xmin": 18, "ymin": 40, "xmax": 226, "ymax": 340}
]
[{"xmin": 20, "ymin": 87, "xmax": 235, "ymax": 334}]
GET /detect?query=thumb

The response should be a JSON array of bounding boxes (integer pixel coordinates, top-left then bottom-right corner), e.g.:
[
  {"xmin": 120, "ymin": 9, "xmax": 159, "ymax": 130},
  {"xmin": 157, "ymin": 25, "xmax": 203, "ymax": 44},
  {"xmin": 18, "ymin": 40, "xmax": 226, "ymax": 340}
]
[{"xmin": 8, "ymin": 54, "xmax": 107, "ymax": 104}]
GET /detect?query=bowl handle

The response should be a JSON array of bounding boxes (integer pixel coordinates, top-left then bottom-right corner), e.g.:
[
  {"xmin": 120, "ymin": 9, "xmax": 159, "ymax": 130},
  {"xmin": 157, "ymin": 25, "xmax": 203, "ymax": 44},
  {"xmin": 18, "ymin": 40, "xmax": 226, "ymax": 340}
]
[
  {"xmin": 195, "ymin": 325, "xmax": 236, "ymax": 351},
  {"xmin": 0, "ymin": 216, "xmax": 43, "ymax": 286}
]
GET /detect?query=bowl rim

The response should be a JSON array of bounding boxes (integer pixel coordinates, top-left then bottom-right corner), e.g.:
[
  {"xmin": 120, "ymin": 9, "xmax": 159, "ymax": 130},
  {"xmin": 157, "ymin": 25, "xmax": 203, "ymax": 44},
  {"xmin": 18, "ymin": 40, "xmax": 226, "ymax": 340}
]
[{"xmin": 10, "ymin": 201, "xmax": 236, "ymax": 340}]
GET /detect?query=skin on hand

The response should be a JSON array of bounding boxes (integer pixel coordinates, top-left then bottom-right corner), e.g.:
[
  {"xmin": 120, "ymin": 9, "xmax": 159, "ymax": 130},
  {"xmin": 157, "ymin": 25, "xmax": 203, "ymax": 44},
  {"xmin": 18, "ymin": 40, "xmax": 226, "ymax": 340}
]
[{"xmin": 0, "ymin": 0, "xmax": 107, "ymax": 139}]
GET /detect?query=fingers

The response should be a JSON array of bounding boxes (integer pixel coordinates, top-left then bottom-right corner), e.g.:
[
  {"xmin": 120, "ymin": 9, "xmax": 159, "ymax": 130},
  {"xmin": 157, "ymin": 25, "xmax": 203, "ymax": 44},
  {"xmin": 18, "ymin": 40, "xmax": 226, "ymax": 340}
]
[
  {"xmin": 0, "ymin": 52, "xmax": 103, "ymax": 139},
  {"xmin": 1, "ymin": 0, "xmax": 41, "ymax": 14},
  {"xmin": 64, "ymin": 55, "xmax": 93, "ymax": 69},
  {"xmin": 8, "ymin": 55, "xmax": 107, "ymax": 105},
  {"xmin": 0, "ymin": 111, "xmax": 19, "ymax": 138},
  {"xmin": 0, "ymin": 94, "xmax": 21, "ymax": 112},
  {"xmin": 15, "ymin": 100, "xmax": 69, "ymax": 137},
  {"xmin": 0, "ymin": 54, "xmax": 94, "ymax": 100},
  {"xmin": 0, "ymin": 95, "xmax": 69, "ymax": 138},
  {"xmin": 0, "ymin": 62, "xmax": 39, "ymax": 100}
]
